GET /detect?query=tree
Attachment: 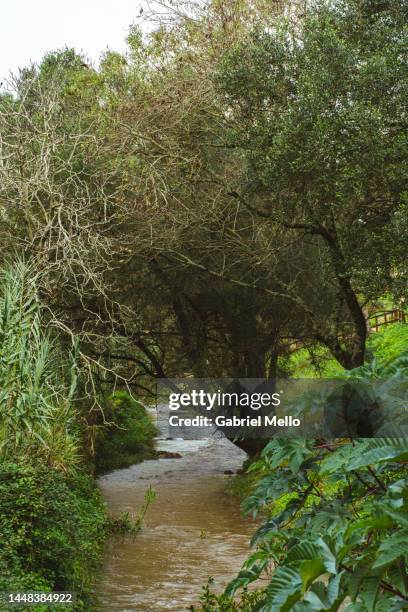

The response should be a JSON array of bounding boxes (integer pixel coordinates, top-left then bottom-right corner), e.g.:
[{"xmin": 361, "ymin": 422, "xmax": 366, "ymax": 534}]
[
  {"xmin": 215, "ymin": 0, "xmax": 408, "ymax": 367},
  {"xmin": 0, "ymin": 15, "xmax": 302, "ymax": 388}
]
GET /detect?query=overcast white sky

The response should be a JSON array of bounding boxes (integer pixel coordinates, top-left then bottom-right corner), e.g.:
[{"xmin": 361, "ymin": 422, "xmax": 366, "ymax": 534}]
[{"xmin": 0, "ymin": 0, "xmax": 145, "ymax": 81}]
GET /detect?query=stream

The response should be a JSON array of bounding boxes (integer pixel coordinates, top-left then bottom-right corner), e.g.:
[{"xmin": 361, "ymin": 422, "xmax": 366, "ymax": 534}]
[{"xmin": 96, "ymin": 407, "xmax": 257, "ymax": 611}]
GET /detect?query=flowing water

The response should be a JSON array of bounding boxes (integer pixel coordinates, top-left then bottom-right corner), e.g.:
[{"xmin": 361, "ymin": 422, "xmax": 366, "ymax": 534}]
[{"xmin": 96, "ymin": 408, "xmax": 257, "ymax": 612}]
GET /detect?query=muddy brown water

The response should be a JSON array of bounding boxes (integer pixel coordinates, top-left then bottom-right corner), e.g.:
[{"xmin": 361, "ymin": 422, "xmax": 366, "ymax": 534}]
[{"xmin": 96, "ymin": 408, "xmax": 257, "ymax": 612}]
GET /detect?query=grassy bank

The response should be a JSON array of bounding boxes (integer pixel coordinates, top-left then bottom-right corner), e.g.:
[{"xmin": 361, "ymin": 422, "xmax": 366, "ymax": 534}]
[
  {"xmin": 280, "ymin": 322, "xmax": 408, "ymax": 379},
  {"xmin": 93, "ymin": 391, "xmax": 157, "ymax": 474}
]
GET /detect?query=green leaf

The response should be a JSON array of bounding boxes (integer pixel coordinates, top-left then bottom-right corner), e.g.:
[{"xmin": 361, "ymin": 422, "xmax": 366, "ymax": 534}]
[
  {"xmin": 346, "ymin": 440, "xmax": 408, "ymax": 471},
  {"xmin": 315, "ymin": 538, "xmax": 337, "ymax": 575},
  {"xmin": 286, "ymin": 541, "xmax": 320, "ymax": 563},
  {"xmin": 261, "ymin": 566, "xmax": 303, "ymax": 611},
  {"xmin": 327, "ymin": 571, "xmax": 345, "ymax": 606},
  {"xmin": 319, "ymin": 444, "xmax": 361, "ymax": 475},
  {"xmin": 299, "ymin": 559, "xmax": 326, "ymax": 591},
  {"xmin": 372, "ymin": 531, "xmax": 408, "ymax": 569},
  {"xmin": 358, "ymin": 571, "xmax": 384, "ymax": 612}
]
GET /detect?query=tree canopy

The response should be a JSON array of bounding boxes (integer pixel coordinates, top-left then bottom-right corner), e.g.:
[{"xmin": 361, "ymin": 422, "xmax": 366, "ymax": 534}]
[{"xmin": 0, "ymin": 0, "xmax": 406, "ymax": 389}]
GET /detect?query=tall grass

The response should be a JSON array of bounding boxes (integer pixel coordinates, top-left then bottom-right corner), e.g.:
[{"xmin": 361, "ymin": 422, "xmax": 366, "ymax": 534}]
[{"xmin": 0, "ymin": 260, "xmax": 80, "ymax": 470}]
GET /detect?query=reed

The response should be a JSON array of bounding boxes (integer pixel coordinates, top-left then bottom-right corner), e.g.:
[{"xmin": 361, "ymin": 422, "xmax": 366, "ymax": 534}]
[{"xmin": 0, "ymin": 259, "xmax": 80, "ymax": 471}]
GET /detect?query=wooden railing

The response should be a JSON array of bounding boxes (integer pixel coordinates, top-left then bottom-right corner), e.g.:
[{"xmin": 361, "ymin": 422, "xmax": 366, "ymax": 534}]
[
  {"xmin": 285, "ymin": 308, "xmax": 406, "ymax": 353},
  {"xmin": 368, "ymin": 308, "xmax": 406, "ymax": 333}
]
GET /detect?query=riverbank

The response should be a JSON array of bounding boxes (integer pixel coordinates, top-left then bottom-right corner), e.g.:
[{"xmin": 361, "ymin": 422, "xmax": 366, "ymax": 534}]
[{"xmin": 0, "ymin": 462, "xmax": 107, "ymax": 611}]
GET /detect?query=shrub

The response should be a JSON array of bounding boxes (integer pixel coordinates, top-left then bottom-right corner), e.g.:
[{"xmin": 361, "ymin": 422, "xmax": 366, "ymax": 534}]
[
  {"xmin": 191, "ymin": 578, "xmax": 265, "ymax": 611},
  {"xmin": 366, "ymin": 323, "xmax": 408, "ymax": 366},
  {"xmin": 93, "ymin": 391, "xmax": 157, "ymax": 474},
  {"xmin": 222, "ymin": 353, "xmax": 408, "ymax": 610},
  {"xmin": 280, "ymin": 346, "xmax": 345, "ymax": 379},
  {"xmin": 0, "ymin": 462, "xmax": 107, "ymax": 610}
]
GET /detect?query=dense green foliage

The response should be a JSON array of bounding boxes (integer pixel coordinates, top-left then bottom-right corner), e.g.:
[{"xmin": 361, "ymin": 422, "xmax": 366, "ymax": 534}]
[
  {"xmin": 0, "ymin": 262, "xmax": 159, "ymax": 608},
  {"xmin": 281, "ymin": 323, "xmax": 408, "ymax": 379},
  {"xmin": 0, "ymin": 261, "xmax": 80, "ymax": 470},
  {"xmin": 198, "ymin": 350, "xmax": 408, "ymax": 611},
  {"xmin": 215, "ymin": 0, "xmax": 408, "ymax": 369},
  {"xmin": 94, "ymin": 391, "xmax": 157, "ymax": 474},
  {"xmin": 226, "ymin": 437, "xmax": 408, "ymax": 610},
  {"xmin": 280, "ymin": 346, "xmax": 345, "ymax": 379},
  {"xmin": 0, "ymin": 463, "xmax": 107, "ymax": 611},
  {"xmin": 0, "ymin": 263, "xmax": 108, "ymax": 609},
  {"xmin": 200, "ymin": 438, "xmax": 408, "ymax": 610},
  {"xmin": 368, "ymin": 324, "xmax": 408, "ymax": 367}
]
